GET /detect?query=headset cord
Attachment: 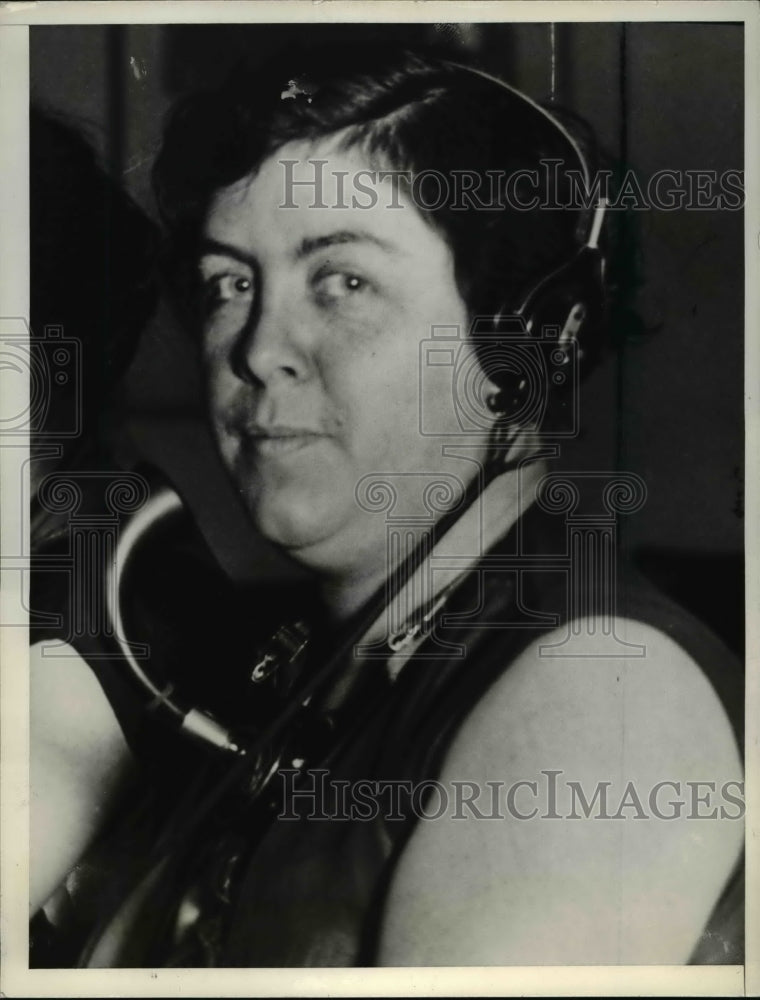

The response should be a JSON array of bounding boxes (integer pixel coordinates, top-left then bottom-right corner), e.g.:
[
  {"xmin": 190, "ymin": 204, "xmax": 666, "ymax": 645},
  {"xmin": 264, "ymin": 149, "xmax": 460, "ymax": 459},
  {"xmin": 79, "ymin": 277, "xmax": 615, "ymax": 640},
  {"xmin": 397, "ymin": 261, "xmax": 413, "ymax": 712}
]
[{"xmin": 77, "ymin": 453, "xmax": 528, "ymax": 967}]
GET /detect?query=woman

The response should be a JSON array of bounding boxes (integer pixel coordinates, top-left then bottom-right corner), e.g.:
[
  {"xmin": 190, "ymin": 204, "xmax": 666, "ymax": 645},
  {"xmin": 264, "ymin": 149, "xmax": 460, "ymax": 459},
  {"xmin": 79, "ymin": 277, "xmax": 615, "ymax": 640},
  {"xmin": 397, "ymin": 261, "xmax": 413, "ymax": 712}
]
[{"xmin": 32, "ymin": 45, "xmax": 743, "ymax": 967}]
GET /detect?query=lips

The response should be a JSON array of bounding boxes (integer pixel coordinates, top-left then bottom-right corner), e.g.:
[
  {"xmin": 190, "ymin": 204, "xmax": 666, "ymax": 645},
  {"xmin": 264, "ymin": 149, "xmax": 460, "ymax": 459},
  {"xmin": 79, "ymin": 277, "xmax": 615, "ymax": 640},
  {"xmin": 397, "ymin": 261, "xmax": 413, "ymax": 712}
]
[{"xmin": 238, "ymin": 423, "xmax": 328, "ymax": 458}]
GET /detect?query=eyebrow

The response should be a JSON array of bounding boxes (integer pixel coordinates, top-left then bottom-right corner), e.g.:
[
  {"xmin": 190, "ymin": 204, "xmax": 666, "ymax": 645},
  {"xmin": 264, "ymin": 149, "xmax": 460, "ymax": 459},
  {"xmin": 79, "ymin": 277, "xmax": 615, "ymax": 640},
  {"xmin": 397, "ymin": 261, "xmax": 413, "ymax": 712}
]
[
  {"xmin": 197, "ymin": 238, "xmax": 257, "ymax": 270},
  {"xmin": 294, "ymin": 230, "xmax": 398, "ymax": 259},
  {"xmin": 197, "ymin": 229, "xmax": 398, "ymax": 269}
]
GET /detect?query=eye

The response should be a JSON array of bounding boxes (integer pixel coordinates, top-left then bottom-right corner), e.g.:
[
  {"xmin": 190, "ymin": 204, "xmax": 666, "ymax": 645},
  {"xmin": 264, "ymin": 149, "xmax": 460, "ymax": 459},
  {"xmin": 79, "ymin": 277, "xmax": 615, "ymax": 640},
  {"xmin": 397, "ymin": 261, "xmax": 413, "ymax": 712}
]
[
  {"xmin": 313, "ymin": 270, "xmax": 368, "ymax": 303},
  {"xmin": 201, "ymin": 272, "xmax": 254, "ymax": 314}
]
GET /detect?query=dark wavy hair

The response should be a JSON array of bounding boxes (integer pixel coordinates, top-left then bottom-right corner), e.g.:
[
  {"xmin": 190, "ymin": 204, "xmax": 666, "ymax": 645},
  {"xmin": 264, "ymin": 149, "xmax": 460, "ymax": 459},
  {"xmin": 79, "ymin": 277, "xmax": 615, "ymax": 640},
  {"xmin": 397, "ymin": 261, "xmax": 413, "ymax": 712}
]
[{"xmin": 153, "ymin": 44, "xmax": 603, "ymax": 335}]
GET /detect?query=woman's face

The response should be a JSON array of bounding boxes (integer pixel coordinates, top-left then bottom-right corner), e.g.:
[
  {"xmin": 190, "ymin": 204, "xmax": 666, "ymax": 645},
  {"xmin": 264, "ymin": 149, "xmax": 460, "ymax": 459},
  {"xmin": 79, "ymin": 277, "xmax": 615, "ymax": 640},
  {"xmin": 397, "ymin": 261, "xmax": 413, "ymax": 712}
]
[{"xmin": 200, "ymin": 136, "xmax": 496, "ymax": 578}]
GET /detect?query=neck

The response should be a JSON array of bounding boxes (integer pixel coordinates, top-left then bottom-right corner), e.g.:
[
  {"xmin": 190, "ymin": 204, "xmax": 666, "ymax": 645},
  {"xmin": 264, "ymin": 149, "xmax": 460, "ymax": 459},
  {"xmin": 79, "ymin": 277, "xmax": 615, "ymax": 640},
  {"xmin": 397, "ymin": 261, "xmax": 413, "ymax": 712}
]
[
  {"xmin": 319, "ymin": 558, "xmax": 395, "ymax": 624},
  {"xmin": 318, "ymin": 459, "xmax": 546, "ymax": 624}
]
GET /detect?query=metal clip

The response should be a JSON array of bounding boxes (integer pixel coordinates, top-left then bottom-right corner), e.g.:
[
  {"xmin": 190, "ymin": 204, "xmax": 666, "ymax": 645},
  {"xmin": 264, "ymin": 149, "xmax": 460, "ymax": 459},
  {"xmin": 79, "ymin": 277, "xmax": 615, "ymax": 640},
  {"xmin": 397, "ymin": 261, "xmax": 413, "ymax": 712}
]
[
  {"xmin": 250, "ymin": 620, "xmax": 310, "ymax": 684},
  {"xmin": 387, "ymin": 587, "xmax": 453, "ymax": 655}
]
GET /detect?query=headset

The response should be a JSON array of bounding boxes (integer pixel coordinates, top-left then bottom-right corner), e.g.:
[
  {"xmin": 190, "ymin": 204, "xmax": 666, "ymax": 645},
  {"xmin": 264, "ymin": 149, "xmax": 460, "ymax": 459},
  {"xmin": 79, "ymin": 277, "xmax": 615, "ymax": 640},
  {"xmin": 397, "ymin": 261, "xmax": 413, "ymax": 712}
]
[
  {"xmin": 447, "ymin": 62, "xmax": 608, "ymax": 425},
  {"xmin": 107, "ymin": 59, "xmax": 609, "ymax": 756}
]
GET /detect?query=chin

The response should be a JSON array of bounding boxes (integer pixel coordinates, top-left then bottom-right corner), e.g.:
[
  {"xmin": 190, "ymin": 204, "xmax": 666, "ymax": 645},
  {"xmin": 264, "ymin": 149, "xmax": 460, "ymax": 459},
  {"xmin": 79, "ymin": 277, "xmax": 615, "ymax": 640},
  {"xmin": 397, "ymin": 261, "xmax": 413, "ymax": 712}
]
[
  {"xmin": 228, "ymin": 451, "xmax": 375, "ymax": 572},
  {"xmin": 253, "ymin": 492, "xmax": 386, "ymax": 579},
  {"xmin": 251, "ymin": 491, "xmax": 343, "ymax": 555}
]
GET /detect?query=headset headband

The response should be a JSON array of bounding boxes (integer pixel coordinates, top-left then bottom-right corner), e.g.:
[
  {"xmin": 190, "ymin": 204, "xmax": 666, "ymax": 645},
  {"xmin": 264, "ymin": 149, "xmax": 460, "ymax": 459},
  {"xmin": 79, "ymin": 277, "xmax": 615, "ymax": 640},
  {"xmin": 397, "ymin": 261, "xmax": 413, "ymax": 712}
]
[
  {"xmin": 446, "ymin": 60, "xmax": 605, "ymax": 250},
  {"xmin": 447, "ymin": 61, "xmax": 591, "ymax": 187}
]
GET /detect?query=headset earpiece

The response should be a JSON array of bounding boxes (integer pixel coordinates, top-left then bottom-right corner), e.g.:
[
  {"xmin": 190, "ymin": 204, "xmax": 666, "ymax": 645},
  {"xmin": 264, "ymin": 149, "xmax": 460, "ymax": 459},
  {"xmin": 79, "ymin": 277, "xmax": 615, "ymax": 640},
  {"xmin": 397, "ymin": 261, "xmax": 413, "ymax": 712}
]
[
  {"xmin": 478, "ymin": 213, "xmax": 606, "ymax": 441},
  {"xmin": 445, "ymin": 62, "xmax": 609, "ymax": 423},
  {"xmin": 517, "ymin": 202, "xmax": 607, "ymax": 348},
  {"xmin": 493, "ymin": 200, "xmax": 608, "ymax": 399}
]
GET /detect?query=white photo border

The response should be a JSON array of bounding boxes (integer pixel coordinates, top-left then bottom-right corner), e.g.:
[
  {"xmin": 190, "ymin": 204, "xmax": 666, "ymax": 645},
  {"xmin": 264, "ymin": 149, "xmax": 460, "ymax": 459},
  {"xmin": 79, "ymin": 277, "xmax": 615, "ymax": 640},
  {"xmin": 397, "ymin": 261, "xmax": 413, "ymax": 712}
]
[{"xmin": 1, "ymin": 2, "xmax": 757, "ymax": 996}]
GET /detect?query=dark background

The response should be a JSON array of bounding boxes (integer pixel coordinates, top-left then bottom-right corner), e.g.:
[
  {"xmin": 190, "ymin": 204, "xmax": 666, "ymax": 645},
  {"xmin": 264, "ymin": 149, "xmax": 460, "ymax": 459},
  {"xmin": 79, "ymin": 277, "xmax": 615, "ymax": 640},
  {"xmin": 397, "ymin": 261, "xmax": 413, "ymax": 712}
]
[{"xmin": 29, "ymin": 22, "xmax": 745, "ymax": 651}]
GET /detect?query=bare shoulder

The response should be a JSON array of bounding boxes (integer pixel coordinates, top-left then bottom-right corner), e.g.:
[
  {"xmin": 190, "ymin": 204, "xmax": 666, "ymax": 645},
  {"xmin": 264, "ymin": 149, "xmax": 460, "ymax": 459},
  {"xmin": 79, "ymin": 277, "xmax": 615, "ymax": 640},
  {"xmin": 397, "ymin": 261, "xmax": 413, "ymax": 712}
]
[
  {"xmin": 450, "ymin": 616, "xmax": 741, "ymax": 779},
  {"xmin": 378, "ymin": 617, "xmax": 744, "ymax": 966},
  {"xmin": 30, "ymin": 642, "xmax": 135, "ymax": 913},
  {"xmin": 31, "ymin": 641, "xmax": 132, "ymax": 757}
]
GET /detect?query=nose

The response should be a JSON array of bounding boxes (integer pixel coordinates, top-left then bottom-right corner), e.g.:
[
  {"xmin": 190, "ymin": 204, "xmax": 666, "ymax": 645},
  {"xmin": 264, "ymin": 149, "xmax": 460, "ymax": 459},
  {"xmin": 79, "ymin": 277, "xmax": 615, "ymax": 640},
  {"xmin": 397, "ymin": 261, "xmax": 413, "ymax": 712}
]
[{"xmin": 233, "ymin": 292, "xmax": 311, "ymax": 388}]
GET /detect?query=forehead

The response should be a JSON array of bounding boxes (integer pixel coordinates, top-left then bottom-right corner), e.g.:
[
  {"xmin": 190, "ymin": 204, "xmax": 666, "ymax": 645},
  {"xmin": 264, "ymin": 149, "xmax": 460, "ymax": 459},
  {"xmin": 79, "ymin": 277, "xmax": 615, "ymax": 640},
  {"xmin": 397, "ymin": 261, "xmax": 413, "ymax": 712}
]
[{"xmin": 202, "ymin": 137, "xmax": 451, "ymax": 264}]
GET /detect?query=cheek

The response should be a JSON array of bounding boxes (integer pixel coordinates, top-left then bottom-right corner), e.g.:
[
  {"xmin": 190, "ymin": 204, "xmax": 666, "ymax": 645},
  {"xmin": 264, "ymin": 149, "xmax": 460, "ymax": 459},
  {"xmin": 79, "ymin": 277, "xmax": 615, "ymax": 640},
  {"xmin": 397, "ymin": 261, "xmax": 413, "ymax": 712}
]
[
  {"xmin": 204, "ymin": 360, "xmax": 241, "ymax": 461},
  {"xmin": 203, "ymin": 339, "xmax": 235, "ymax": 399},
  {"xmin": 317, "ymin": 300, "xmax": 425, "ymax": 395}
]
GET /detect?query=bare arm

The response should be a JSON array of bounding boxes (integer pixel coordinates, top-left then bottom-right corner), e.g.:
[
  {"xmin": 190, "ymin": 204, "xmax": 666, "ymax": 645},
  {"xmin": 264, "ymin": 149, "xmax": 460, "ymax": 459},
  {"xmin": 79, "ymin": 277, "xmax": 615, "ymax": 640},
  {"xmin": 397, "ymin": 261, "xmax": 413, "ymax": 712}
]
[
  {"xmin": 30, "ymin": 642, "xmax": 136, "ymax": 915},
  {"xmin": 378, "ymin": 618, "xmax": 743, "ymax": 965}
]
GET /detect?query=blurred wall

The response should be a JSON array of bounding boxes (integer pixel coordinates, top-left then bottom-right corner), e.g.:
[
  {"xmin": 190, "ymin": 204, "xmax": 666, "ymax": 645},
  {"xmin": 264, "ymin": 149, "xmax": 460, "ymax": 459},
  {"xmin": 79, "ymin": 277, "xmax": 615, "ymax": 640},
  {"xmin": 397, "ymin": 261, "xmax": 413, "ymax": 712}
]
[{"xmin": 30, "ymin": 22, "xmax": 744, "ymax": 588}]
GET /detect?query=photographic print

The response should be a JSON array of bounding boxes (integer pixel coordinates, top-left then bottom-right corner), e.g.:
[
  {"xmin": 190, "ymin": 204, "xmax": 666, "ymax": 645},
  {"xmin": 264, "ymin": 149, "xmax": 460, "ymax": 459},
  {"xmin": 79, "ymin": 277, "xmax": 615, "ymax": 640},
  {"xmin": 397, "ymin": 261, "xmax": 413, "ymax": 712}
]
[{"xmin": 1, "ymin": 2, "xmax": 757, "ymax": 996}]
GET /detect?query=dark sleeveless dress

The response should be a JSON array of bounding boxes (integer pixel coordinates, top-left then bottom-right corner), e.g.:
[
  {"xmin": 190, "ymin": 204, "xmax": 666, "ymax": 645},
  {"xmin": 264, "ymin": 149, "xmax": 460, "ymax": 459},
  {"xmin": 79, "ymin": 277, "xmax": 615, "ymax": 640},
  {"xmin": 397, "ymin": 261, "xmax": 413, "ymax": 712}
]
[
  {"xmin": 30, "ymin": 498, "xmax": 744, "ymax": 967},
  {"xmin": 217, "ymin": 500, "xmax": 745, "ymax": 967}
]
